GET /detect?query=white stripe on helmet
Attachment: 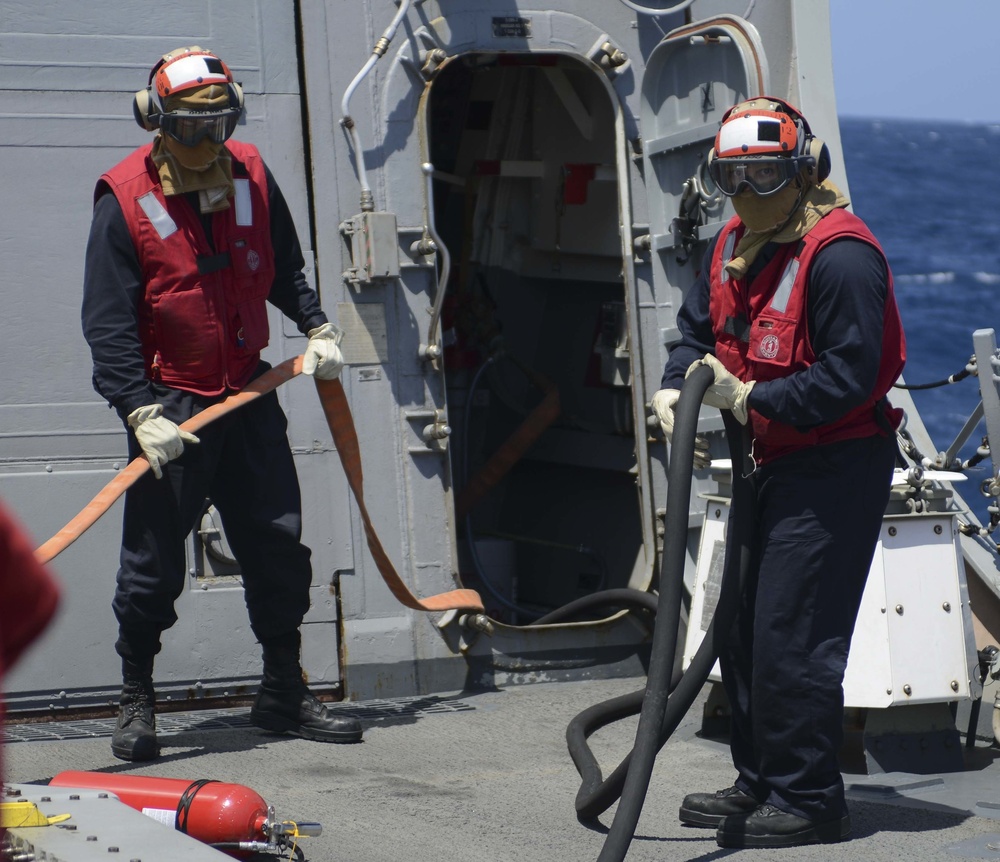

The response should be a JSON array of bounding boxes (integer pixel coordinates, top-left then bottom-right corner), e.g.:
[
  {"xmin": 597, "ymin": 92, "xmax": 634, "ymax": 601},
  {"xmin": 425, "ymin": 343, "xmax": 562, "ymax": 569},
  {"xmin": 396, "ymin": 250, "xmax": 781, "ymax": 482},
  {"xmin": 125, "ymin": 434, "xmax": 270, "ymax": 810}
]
[
  {"xmin": 160, "ymin": 54, "xmax": 229, "ymax": 92},
  {"xmin": 717, "ymin": 114, "xmax": 783, "ymax": 157}
]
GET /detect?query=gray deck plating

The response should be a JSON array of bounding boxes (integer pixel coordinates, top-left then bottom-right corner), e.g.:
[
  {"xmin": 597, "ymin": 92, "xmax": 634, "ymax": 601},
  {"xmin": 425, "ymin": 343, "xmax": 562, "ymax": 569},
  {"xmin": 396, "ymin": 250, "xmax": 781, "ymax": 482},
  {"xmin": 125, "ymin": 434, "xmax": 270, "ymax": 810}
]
[{"xmin": 6, "ymin": 678, "xmax": 1000, "ymax": 862}]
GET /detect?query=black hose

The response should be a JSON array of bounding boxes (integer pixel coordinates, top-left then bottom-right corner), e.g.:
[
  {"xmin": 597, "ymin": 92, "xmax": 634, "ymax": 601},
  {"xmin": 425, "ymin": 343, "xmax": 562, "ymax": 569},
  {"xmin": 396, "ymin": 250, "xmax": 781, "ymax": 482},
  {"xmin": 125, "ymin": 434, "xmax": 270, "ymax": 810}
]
[
  {"xmin": 592, "ymin": 363, "xmax": 713, "ymax": 861},
  {"xmin": 565, "ymin": 369, "xmax": 754, "ymax": 862},
  {"xmin": 534, "ymin": 588, "xmax": 659, "ymax": 625},
  {"xmin": 967, "ymin": 696, "xmax": 983, "ymax": 749},
  {"xmin": 894, "ymin": 366, "xmax": 972, "ymax": 390},
  {"xmin": 569, "ymin": 567, "xmax": 730, "ymax": 818}
]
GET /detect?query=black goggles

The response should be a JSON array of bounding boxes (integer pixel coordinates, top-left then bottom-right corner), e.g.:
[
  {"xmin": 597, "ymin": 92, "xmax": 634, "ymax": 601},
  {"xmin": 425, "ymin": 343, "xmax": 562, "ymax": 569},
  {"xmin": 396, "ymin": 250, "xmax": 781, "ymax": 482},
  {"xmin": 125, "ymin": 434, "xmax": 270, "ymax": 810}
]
[
  {"xmin": 159, "ymin": 108, "xmax": 243, "ymax": 147},
  {"xmin": 709, "ymin": 156, "xmax": 809, "ymax": 197}
]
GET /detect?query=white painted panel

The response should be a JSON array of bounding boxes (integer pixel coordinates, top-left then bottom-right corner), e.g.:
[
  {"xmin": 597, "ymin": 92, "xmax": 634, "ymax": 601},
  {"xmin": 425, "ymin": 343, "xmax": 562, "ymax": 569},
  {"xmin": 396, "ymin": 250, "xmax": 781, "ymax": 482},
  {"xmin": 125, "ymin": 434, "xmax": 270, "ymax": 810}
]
[
  {"xmin": 686, "ymin": 505, "xmax": 975, "ymax": 710},
  {"xmin": 882, "ymin": 516, "xmax": 972, "ymax": 704},
  {"xmin": 843, "ymin": 539, "xmax": 893, "ymax": 708}
]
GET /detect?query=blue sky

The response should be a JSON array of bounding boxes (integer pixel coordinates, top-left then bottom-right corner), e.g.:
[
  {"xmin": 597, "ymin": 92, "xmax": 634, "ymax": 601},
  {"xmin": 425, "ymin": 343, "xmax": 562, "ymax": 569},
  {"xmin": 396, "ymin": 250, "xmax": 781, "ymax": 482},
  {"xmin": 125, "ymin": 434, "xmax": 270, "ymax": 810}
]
[{"xmin": 829, "ymin": 1, "xmax": 1000, "ymax": 124}]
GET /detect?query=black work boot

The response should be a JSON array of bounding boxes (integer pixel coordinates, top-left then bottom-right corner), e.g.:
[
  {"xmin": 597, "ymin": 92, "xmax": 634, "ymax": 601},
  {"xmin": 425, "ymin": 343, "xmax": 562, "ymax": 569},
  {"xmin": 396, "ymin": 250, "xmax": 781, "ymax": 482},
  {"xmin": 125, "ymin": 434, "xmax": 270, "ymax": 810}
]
[
  {"xmin": 250, "ymin": 632, "xmax": 363, "ymax": 744},
  {"xmin": 716, "ymin": 804, "xmax": 851, "ymax": 848},
  {"xmin": 111, "ymin": 658, "xmax": 158, "ymax": 762},
  {"xmin": 679, "ymin": 786, "xmax": 759, "ymax": 827}
]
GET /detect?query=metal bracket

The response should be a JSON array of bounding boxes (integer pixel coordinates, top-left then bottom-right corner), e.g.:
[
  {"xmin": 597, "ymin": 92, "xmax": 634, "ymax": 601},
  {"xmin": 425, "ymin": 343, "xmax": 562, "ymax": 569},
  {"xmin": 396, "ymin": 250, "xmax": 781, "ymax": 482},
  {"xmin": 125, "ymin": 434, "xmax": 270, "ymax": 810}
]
[{"xmin": 340, "ymin": 211, "xmax": 401, "ymax": 286}]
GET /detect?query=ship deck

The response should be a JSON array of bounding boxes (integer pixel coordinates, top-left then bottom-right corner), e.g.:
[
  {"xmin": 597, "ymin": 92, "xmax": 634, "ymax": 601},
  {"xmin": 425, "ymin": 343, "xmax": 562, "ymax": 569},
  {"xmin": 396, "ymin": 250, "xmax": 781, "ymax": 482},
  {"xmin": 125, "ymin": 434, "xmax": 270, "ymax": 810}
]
[{"xmin": 5, "ymin": 676, "xmax": 1000, "ymax": 861}]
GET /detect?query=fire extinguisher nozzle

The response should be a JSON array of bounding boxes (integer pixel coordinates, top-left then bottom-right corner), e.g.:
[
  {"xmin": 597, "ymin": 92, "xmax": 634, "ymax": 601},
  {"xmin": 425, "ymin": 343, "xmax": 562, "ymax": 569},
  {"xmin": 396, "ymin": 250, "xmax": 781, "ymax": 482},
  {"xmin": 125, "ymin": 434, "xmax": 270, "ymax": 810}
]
[{"xmin": 274, "ymin": 819, "xmax": 323, "ymax": 838}]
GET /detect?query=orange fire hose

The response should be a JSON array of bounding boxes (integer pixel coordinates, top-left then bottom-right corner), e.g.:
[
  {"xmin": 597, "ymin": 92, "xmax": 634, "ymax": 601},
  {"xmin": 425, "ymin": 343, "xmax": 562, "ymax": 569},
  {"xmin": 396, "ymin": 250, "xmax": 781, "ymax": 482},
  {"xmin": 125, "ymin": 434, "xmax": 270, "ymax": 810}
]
[{"xmin": 34, "ymin": 356, "xmax": 484, "ymax": 614}]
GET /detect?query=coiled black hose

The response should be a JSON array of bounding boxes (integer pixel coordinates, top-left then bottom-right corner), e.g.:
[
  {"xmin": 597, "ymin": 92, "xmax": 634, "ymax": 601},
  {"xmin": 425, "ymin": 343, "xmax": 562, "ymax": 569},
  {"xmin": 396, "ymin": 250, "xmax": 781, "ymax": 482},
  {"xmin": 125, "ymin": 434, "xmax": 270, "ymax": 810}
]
[{"xmin": 565, "ymin": 365, "xmax": 755, "ymax": 862}]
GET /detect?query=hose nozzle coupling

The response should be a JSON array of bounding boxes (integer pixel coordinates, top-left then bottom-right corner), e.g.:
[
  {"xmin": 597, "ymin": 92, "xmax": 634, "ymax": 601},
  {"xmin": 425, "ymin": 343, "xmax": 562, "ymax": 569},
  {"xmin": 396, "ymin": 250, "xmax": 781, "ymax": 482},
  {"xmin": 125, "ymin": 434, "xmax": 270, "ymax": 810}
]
[{"xmin": 460, "ymin": 613, "xmax": 494, "ymax": 636}]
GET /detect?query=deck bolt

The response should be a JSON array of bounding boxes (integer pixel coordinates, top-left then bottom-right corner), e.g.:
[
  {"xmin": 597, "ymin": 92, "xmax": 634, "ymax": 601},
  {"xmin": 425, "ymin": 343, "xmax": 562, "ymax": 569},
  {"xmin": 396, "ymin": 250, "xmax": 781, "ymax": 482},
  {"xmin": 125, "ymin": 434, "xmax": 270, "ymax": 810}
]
[
  {"xmin": 903, "ymin": 684, "xmax": 912, "ymax": 695},
  {"xmin": 942, "ymin": 602, "xmax": 951, "ymax": 612},
  {"xmin": 895, "ymin": 604, "xmax": 904, "ymax": 615}
]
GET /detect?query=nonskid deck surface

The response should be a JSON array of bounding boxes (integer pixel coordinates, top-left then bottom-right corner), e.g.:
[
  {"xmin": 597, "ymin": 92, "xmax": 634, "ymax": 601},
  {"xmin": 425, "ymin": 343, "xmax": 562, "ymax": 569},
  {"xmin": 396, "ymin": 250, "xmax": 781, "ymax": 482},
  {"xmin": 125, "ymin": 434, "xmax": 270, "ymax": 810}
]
[
  {"xmin": 3, "ymin": 695, "xmax": 475, "ymax": 743},
  {"xmin": 5, "ymin": 678, "xmax": 1000, "ymax": 862}
]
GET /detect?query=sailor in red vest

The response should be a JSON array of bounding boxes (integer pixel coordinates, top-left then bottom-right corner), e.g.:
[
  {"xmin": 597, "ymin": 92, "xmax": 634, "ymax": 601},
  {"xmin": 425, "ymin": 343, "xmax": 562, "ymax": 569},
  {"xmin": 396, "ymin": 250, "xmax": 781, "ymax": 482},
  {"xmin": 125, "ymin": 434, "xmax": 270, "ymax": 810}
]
[
  {"xmin": 651, "ymin": 97, "xmax": 905, "ymax": 848},
  {"xmin": 81, "ymin": 47, "xmax": 362, "ymax": 762}
]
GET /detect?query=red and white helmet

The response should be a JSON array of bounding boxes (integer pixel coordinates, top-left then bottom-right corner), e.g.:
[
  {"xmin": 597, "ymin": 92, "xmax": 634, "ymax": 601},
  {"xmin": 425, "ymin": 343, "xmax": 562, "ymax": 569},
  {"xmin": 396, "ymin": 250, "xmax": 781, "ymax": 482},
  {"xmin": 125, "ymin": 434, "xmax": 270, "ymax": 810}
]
[
  {"xmin": 133, "ymin": 47, "xmax": 244, "ymax": 144},
  {"xmin": 708, "ymin": 96, "xmax": 830, "ymax": 196},
  {"xmin": 150, "ymin": 48, "xmax": 237, "ymax": 100},
  {"xmin": 714, "ymin": 107, "xmax": 799, "ymax": 159}
]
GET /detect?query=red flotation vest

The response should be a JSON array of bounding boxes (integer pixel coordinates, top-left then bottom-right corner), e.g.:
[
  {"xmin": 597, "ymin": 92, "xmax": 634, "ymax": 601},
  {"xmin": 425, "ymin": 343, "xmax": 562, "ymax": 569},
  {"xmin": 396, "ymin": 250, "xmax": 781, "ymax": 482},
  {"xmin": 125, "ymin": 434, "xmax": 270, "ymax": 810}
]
[
  {"xmin": 98, "ymin": 139, "xmax": 275, "ymax": 396},
  {"xmin": 709, "ymin": 208, "xmax": 905, "ymax": 464}
]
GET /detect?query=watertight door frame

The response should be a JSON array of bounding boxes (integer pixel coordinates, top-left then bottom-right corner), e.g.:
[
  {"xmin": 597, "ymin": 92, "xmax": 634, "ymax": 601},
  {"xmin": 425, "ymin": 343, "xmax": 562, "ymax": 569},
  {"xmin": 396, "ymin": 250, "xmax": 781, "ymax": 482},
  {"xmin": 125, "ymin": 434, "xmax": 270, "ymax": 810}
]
[{"xmin": 406, "ymin": 10, "xmax": 663, "ymax": 599}]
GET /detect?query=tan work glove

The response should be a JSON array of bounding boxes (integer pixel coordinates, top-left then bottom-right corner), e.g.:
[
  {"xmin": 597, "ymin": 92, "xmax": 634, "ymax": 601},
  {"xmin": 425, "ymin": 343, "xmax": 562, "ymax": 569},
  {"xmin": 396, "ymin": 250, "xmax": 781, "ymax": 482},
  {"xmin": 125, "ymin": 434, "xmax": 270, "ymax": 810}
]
[
  {"xmin": 686, "ymin": 355, "xmax": 755, "ymax": 425},
  {"xmin": 302, "ymin": 322, "xmax": 345, "ymax": 380},
  {"xmin": 127, "ymin": 404, "xmax": 200, "ymax": 479},
  {"xmin": 650, "ymin": 388, "xmax": 711, "ymax": 469}
]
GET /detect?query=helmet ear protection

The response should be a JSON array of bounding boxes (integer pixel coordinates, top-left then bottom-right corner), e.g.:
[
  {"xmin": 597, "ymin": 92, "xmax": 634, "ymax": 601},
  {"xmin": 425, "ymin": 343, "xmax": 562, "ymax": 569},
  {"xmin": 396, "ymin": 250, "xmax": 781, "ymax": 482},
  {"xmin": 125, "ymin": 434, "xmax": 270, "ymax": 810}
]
[
  {"xmin": 706, "ymin": 95, "xmax": 830, "ymax": 184},
  {"xmin": 802, "ymin": 126, "xmax": 831, "ymax": 183},
  {"xmin": 133, "ymin": 46, "xmax": 244, "ymax": 132}
]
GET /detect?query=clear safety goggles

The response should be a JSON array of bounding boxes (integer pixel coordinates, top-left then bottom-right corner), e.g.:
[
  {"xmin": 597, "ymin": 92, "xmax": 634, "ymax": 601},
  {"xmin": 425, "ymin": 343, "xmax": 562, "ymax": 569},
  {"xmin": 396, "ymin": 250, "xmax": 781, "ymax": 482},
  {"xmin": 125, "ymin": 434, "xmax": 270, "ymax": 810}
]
[
  {"xmin": 159, "ymin": 108, "xmax": 243, "ymax": 147},
  {"xmin": 710, "ymin": 156, "xmax": 805, "ymax": 197}
]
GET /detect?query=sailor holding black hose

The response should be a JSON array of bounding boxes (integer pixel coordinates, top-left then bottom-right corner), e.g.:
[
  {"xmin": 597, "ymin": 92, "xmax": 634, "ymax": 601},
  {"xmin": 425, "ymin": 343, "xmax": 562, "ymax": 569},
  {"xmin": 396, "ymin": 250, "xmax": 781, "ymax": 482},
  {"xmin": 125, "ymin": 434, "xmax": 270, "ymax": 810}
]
[{"xmin": 651, "ymin": 96, "xmax": 905, "ymax": 848}]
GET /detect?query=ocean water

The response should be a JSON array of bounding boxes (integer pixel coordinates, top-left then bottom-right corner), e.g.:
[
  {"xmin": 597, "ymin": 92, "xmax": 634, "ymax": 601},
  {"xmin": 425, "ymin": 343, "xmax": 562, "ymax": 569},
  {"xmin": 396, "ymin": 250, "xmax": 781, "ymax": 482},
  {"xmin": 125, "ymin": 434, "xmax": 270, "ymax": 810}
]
[{"xmin": 839, "ymin": 117, "xmax": 1000, "ymax": 521}]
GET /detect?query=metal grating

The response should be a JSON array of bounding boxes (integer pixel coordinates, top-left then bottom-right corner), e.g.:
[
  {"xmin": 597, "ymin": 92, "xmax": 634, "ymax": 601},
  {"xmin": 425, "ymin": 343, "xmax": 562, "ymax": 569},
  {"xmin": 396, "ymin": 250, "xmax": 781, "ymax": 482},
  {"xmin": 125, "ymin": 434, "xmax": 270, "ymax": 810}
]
[{"xmin": 2, "ymin": 695, "xmax": 475, "ymax": 744}]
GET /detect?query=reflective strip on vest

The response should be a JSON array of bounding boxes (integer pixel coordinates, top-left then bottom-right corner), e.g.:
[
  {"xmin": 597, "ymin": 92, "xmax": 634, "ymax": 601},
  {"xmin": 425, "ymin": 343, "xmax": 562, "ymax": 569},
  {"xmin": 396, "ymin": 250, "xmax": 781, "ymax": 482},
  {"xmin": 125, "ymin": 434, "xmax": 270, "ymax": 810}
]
[
  {"xmin": 137, "ymin": 192, "xmax": 177, "ymax": 240},
  {"xmin": 720, "ymin": 229, "xmax": 737, "ymax": 283},
  {"xmin": 234, "ymin": 179, "xmax": 252, "ymax": 226},
  {"xmin": 769, "ymin": 258, "xmax": 800, "ymax": 313}
]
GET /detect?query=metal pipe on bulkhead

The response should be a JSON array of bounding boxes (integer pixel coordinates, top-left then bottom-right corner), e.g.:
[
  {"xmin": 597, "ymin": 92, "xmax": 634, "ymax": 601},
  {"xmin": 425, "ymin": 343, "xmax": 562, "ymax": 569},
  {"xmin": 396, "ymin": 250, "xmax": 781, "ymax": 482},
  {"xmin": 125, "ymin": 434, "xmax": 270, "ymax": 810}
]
[{"xmin": 339, "ymin": 0, "xmax": 412, "ymax": 212}]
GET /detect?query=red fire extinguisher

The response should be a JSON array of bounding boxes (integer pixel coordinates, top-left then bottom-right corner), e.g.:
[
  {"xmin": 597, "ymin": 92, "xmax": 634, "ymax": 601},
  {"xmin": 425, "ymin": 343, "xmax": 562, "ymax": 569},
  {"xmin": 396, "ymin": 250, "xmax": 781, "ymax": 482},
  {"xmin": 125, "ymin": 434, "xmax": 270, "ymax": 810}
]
[{"xmin": 49, "ymin": 771, "xmax": 320, "ymax": 858}]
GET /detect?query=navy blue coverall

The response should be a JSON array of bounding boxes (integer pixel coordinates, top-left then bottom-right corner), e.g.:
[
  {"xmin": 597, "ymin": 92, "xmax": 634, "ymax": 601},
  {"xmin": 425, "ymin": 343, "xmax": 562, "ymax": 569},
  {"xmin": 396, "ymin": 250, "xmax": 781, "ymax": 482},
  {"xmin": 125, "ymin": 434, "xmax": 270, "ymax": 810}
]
[{"xmin": 662, "ymin": 234, "xmax": 900, "ymax": 821}]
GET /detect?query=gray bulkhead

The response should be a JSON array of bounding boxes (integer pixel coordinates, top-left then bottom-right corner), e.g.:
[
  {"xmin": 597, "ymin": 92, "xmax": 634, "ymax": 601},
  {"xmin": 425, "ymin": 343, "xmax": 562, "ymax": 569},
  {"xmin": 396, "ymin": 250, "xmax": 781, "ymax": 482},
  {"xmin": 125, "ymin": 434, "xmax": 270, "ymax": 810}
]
[
  {"xmin": 0, "ymin": 3, "xmax": 345, "ymax": 711},
  {"xmin": 7, "ymin": 0, "xmax": 974, "ymax": 717},
  {"xmin": 296, "ymin": 0, "xmax": 856, "ymax": 699}
]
